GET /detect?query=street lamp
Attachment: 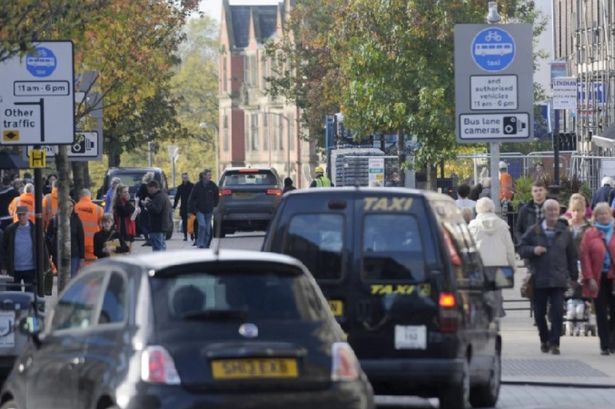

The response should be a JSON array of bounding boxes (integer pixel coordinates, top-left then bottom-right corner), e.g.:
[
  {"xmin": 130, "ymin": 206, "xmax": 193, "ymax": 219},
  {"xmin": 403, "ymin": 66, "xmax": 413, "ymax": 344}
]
[{"xmin": 199, "ymin": 122, "xmax": 220, "ymax": 179}]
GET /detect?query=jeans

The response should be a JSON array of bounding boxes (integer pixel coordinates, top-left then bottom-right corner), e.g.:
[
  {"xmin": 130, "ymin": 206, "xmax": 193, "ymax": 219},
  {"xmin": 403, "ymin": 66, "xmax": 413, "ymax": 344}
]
[
  {"xmin": 196, "ymin": 212, "xmax": 212, "ymax": 248},
  {"xmin": 13, "ymin": 269, "xmax": 35, "ymax": 292},
  {"xmin": 149, "ymin": 232, "xmax": 166, "ymax": 252},
  {"xmin": 70, "ymin": 257, "xmax": 81, "ymax": 279},
  {"xmin": 594, "ymin": 277, "xmax": 615, "ymax": 351},
  {"xmin": 533, "ymin": 287, "xmax": 565, "ymax": 347}
]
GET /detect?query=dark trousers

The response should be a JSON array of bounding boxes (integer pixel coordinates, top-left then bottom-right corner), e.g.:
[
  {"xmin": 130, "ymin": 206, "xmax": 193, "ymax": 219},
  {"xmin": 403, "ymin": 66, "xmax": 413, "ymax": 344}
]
[
  {"xmin": 13, "ymin": 269, "xmax": 35, "ymax": 292},
  {"xmin": 180, "ymin": 210, "xmax": 188, "ymax": 239},
  {"xmin": 533, "ymin": 287, "xmax": 565, "ymax": 347},
  {"xmin": 594, "ymin": 277, "xmax": 615, "ymax": 351}
]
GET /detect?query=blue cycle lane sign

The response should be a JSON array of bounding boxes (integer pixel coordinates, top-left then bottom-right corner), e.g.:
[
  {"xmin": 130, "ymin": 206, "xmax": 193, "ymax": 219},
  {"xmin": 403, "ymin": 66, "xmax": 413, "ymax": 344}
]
[
  {"xmin": 26, "ymin": 47, "xmax": 57, "ymax": 78},
  {"xmin": 471, "ymin": 27, "xmax": 516, "ymax": 72}
]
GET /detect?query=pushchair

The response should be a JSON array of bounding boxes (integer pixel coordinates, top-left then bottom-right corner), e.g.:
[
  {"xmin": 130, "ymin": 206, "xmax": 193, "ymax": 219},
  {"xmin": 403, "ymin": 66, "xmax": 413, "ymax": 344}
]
[{"xmin": 562, "ymin": 282, "xmax": 596, "ymax": 337}]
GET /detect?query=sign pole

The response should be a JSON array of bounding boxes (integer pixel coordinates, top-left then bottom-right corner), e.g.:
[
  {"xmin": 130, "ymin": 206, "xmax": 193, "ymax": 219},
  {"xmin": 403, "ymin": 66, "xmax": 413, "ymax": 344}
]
[
  {"xmin": 490, "ymin": 142, "xmax": 501, "ymax": 212},
  {"xmin": 34, "ymin": 167, "xmax": 44, "ymax": 297},
  {"xmin": 553, "ymin": 109, "xmax": 560, "ymax": 186}
]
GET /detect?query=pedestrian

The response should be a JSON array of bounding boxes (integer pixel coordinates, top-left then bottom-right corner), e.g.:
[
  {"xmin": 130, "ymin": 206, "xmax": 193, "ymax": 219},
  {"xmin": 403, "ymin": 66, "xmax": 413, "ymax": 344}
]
[
  {"xmin": 42, "ymin": 180, "xmax": 59, "ymax": 229},
  {"xmin": 454, "ymin": 184, "xmax": 475, "ymax": 209},
  {"xmin": 579, "ymin": 202, "xmax": 615, "ymax": 355},
  {"xmin": 94, "ymin": 214, "xmax": 129, "ymax": 259},
  {"xmin": 75, "ymin": 189, "xmax": 104, "ymax": 263},
  {"xmin": 104, "ymin": 177, "xmax": 121, "ymax": 213},
  {"xmin": 1, "ymin": 206, "xmax": 47, "ymax": 291},
  {"xmin": 469, "ymin": 197, "xmax": 516, "ymax": 318},
  {"xmin": 112, "ymin": 184, "xmax": 137, "ymax": 251},
  {"xmin": 515, "ymin": 179, "xmax": 548, "ymax": 243},
  {"xmin": 46, "ymin": 199, "xmax": 85, "ymax": 278},
  {"xmin": 479, "ymin": 177, "xmax": 491, "ymax": 198},
  {"xmin": 592, "ymin": 176, "xmax": 614, "ymax": 209},
  {"xmin": 283, "ymin": 177, "xmax": 296, "ymax": 194},
  {"xmin": 173, "ymin": 172, "xmax": 194, "ymax": 241},
  {"xmin": 9, "ymin": 183, "xmax": 35, "ymax": 224},
  {"xmin": 460, "ymin": 207, "xmax": 474, "ymax": 224},
  {"xmin": 0, "ymin": 176, "xmax": 19, "ymax": 231},
  {"xmin": 468, "ymin": 182, "xmax": 483, "ymax": 201},
  {"xmin": 310, "ymin": 166, "xmax": 333, "ymax": 187},
  {"xmin": 136, "ymin": 172, "xmax": 155, "ymax": 246},
  {"xmin": 533, "ymin": 162, "xmax": 548, "ymax": 185},
  {"xmin": 43, "ymin": 174, "xmax": 57, "ymax": 195},
  {"xmin": 142, "ymin": 180, "xmax": 172, "ymax": 252},
  {"xmin": 519, "ymin": 199, "xmax": 578, "ymax": 355},
  {"xmin": 188, "ymin": 169, "xmax": 219, "ymax": 249},
  {"xmin": 22, "ymin": 172, "xmax": 33, "ymax": 185},
  {"xmin": 498, "ymin": 161, "xmax": 514, "ymax": 201}
]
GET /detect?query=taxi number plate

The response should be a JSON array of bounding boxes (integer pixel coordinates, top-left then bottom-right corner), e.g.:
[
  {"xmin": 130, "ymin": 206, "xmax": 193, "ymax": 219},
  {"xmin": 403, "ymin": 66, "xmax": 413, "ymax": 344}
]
[
  {"xmin": 211, "ymin": 358, "xmax": 298, "ymax": 380},
  {"xmin": 395, "ymin": 325, "xmax": 426, "ymax": 350},
  {"xmin": 328, "ymin": 300, "xmax": 343, "ymax": 317}
]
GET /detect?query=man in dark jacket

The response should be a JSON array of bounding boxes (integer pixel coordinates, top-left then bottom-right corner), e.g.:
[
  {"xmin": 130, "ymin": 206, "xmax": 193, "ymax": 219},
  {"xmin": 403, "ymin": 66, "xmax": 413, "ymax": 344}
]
[
  {"xmin": 173, "ymin": 172, "xmax": 194, "ymax": 241},
  {"xmin": 188, "ymin": 169, "xmax": 219, "ymax": 249},
  {"xmin": 2, "ymin": 206, "xmax": 48, "ymax": 291},
  {"xmin": 143, "ymin": 180, "xmax": 171, "ymax": 252},
  {"xmin": 515, "ymin": 179, "xmax": 548, "ymax": 243},
  {"xmin": 592, "ymin": 176, "xmax": 614, "ymax": 209},
  {"xmin": 519, "ymin": 199, "xmax": 578, "ymax": 355}
]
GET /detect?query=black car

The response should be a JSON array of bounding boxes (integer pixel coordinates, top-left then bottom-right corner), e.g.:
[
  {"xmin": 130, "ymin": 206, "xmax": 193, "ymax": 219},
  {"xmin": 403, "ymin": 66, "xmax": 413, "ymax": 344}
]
[
  {"xmin": 98, "ymin": 167, "xmax": 169, "ymax": 200},
  {"xmin": 1, "ymin": 250, "xmax": 374, "ymax": 409},
  {"xmin": 214, "ymin": 167, "xmax": 282, "ymax": 238},
  {"xmin": 262, "ymin": 188, "xmax": 509, "ymax": 409}
]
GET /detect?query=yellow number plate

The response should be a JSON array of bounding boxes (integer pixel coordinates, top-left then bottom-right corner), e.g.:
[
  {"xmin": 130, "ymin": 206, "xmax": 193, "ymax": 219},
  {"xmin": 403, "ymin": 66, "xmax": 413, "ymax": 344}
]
[
  {"xmin": 211, "ymin": 358, "xmax": 298, "ymax": 380},
  {"xmin": 328, "ymin": 300, "xmax": 344, "ymax": 317}
]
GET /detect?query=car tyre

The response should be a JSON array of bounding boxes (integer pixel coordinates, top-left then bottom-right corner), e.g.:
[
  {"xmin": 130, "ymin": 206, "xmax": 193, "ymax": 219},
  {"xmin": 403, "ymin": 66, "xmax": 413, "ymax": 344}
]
[
  {"xmin": 0, "ymin": 400, "xmax": 18, "ymax": 409},
  {"xmin": 439, "ymin": 359, "xmax": 470, "ymax": 409},
  {"xmin": 469, "ymin": 351, "xmax": 501, "ymax": 408}
]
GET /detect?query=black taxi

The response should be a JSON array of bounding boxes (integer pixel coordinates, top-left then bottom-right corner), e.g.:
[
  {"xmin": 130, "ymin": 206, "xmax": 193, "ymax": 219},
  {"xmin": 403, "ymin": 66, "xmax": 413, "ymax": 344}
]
[{"xmin": 262, "ymin": 188, "xmax": 506, "ymax": 409}]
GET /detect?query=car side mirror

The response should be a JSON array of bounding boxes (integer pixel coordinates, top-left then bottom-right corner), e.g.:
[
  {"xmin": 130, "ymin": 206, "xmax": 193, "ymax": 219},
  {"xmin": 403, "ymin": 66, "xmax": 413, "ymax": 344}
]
[
  {"xmin": 18, "ymin": 316, "xmax": 43, "ymax": 345},
  {"xmin": 484, "ymin": 266, "xmax": 514, "ymax": 290}
]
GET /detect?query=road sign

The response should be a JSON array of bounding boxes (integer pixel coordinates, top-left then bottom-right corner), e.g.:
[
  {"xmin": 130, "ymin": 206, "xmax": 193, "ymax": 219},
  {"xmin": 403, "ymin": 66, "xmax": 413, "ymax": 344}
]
[
  {"xmin": 552, "ymin": 77, "xmax": 577, "ymax": 111},
  {"xmin": 455, "ymin": 24, "xmax": 534, "ymax": 143},
  {"xmin": 28, "ymin": 148, "xmax": 46, "ymax": 168},
  {"xmin": 0, "ymin": 41, "xmax": 75, "ymax": 145},
  {"xmin": 25, "ymin": 131, "xmax": 101, "ymax": 161}
]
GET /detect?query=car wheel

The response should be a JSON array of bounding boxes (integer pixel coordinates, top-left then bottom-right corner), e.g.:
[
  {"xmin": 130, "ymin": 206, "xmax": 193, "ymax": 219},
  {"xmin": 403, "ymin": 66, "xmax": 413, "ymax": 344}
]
[
  {"xmin": 0, "ymin": 400, "xmax": 19, "ymax": 409},
  {"xmin": 439, "ymin": 359, "xmax": 470, "ymax": 409},
  {"xmin": 469, "ymin": 351, "xmax": 501, "ymax": 408}
]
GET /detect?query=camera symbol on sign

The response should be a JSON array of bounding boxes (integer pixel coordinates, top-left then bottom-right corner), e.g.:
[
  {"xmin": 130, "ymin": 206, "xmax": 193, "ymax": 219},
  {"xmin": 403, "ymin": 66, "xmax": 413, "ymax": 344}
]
[{"xmin": 503, "ymin": 116, "xmax": 527, "ymax": 135}]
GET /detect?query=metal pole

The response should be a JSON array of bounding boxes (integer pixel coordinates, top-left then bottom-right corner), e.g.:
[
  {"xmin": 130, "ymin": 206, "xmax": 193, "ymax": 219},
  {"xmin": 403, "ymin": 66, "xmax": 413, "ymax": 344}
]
[
  {"xmin": 34, "ymin": 168, "xmax": 44, "ymax": 297},
  {"xmin": 490, "ymin": 142, "xmax": 501, "ymax": 212},
  {"xmin": 554, "ymin": 109, "xmax": 561, "ymax": 186}
]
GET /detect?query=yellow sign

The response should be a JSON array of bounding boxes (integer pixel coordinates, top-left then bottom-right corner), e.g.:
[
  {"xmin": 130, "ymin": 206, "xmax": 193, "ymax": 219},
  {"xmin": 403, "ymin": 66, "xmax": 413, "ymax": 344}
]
[
  {"xmin": 211, "ymin": 358, "xmax": 298, "ymax": 380},
  {"xmin": 29, "ymin": 148, "xmax": 46, "ymax": 168},
  {"xmin": 328, "ymin": 300, "xmax": 344, "ymax": 317},
  {"xmin": 370, "ymin": 283, "xmax": 431, "ymax": 297},
  {"xmin": 2, "ymin": 130, "xmax": 20, "ymax": 142}
]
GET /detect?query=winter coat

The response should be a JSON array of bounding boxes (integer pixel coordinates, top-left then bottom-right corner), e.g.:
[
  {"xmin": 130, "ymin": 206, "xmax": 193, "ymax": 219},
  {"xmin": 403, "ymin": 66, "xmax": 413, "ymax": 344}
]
[
  {"xmin": 145, "ymin": 190, "xmax": 172, "ymax": 234},
  {"xmin": 173, "ymin": 181, "xmax": 194, "ymax": 215},
  {"xmin": 188, "ymin": 181, "xmax": 219, "ymax": 214},
  {"xmin": 591, "ymin": 185, "xmax": 613, "ymax": 209},
  {"xmin": 519, "ymin": 221, "xmax": 578, "ymax": 289},
  {"xmin": 2, "ymin": 221, "xmax": 49, "ymax": 275},
  {"xmin": 579, "ymin": 227, "xmax": 615, "ymax": 298},
  {"xmin": 468, "ymin": 212, "xmax": 516, "ymax": 268},
  {"xmin": 515, "ymin": 200, "xmax": 544, "ymax": 244},
  {"xmin": 46, "ymin": 212, "xmax": 85, "ymax": 265},
  {"xmin": 113, "ymin": 199, "xmax": 136, "ymax": 242}
]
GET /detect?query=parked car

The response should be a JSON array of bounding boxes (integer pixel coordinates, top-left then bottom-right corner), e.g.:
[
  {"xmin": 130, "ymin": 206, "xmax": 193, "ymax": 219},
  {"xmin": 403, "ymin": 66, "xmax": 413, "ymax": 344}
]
[
  {"xmin": 262, "ymin": 187, "xmax": 510, "ymax": 409},
  {"xmin": 1, "ymin": 250, "xmax": 374, "ymax": 409},
  {"xmin": 214, "ymin": 167, "xmax": 282, "ymax": 238}
]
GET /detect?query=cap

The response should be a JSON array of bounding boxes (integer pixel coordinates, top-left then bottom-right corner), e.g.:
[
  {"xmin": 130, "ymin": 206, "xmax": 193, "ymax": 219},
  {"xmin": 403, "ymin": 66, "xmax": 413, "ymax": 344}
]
[
  {"xmin": 498, "ymin": 161, "xmax": 508, "ymax": 169},
  {"xmin": 16, "ymin": 206, "xmax": 29, "ymax": 214},
  {"xmin": 315, "ymin": 166, "xmax": 324, "ymax": 174}
]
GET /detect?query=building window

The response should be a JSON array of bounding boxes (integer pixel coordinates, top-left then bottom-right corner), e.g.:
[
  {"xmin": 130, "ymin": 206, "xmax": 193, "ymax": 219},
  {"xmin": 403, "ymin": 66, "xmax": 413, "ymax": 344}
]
[
  {"xmin": 245, "ymin": 113, "xmax": 251, "ymax": 151},
  {"xmin": 244, "ymin": 56, "xmax": 250, "ymax": 85},
  {"xmin": 263, "ymin": 113, "xmax": 269, "ymax": 150},
  {"xmin": 223, "ymin": 114, "xmax": 229, "ymax": 152},
  {"xmin": 289, "ymin": 113, "xmax": 295, "ymax": 151},
  {"xmin": 278, "ymin": 115, "xmax": 284, "ymax": 151},
  {"xmin": 250, "ymin": 55, "xmax": 257, "ymax": 86}
]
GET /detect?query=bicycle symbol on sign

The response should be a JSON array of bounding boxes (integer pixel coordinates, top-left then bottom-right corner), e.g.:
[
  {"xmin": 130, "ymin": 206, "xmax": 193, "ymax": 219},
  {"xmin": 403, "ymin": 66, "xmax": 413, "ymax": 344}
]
[{"xmin": 485, "ymin": 31, "xmax": 502, "ymax": 42}]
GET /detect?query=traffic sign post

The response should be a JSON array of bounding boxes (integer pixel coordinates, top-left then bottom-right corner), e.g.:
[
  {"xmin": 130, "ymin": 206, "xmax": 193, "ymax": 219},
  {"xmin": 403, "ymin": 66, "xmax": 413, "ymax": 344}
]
[{"xmin": 0, "ymin": 41, "xmax": 75, "ymax": 145}]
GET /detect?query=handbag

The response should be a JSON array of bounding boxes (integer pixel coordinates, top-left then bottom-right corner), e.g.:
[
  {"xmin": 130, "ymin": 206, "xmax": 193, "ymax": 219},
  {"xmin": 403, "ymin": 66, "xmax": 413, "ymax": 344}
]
[{"xmin": 520, "ymin": 271, "xmax": 534, "ymax": 299}]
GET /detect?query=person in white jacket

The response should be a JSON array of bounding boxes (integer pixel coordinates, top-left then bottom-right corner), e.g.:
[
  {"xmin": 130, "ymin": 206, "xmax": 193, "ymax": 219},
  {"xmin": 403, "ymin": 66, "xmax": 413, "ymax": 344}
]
[{"xmin": 468, "ymin": 197, "xmax": 516, "ymax": 317}]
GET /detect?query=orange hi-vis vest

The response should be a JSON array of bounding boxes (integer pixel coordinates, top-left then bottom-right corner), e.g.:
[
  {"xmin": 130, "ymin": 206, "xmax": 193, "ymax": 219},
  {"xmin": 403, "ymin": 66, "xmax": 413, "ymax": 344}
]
[
  {"xmin": 9, "ymin": 192, "xmax": 35, "ymax": 223},
  {"xmin": 43, "ymin": 188, "xmax": 59, "ymax": 228},
  {"xmin": 75, "ymin": 196, "xmax": 103, "ymax": 261}
]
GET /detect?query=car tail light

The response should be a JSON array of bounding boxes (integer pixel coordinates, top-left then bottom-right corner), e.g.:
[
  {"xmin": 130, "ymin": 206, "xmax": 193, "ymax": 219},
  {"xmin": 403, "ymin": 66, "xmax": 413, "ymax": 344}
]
[
  {"xmin": 331, "ymin": 342, "xmax": 360, "ymax": 381},
  {"xmin": 141, "ymin": 346, "xmax": 181, "ymax": 385},
  {"xmin": 220, "ymin": 189, "xmax": 232, "ymax": 197},
  {"xmin": 266, "ymin": 188, "xmax": 282, "ymax": 196},
  {"xmin": 438, "ymin": 292, "xmax": 459, "ymax": 333}
]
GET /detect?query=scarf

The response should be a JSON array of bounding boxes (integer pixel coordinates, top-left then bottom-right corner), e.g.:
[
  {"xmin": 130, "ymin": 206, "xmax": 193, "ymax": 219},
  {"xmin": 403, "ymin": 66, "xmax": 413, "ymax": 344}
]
[{"xmin": 595, "ymin": 221, "xmax": 614, "ymax": 272}]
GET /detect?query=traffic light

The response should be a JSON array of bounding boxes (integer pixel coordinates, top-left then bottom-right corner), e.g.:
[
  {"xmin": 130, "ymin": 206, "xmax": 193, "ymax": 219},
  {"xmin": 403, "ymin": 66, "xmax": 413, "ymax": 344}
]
[{"xmin": 557, "ymin": 132, "xmax": 577, "ymax": 151}]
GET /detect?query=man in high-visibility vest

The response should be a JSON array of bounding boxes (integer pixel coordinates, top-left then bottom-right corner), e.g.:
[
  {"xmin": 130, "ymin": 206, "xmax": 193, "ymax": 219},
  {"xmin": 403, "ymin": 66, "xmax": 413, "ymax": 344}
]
[
  {"xmin": 75, "ymin": 189, "xmax": 104, "ymax": 262},
  {"xmin": 310, "ymin": 166, "xmax": 333, "ymax": 188},
  {"xmin": 43, "ymin": 181, "xmax": 59, "ymax": 229},
  {"xmin": 9, "ymin": 183, "xmax": 35, "ymax": 223}
]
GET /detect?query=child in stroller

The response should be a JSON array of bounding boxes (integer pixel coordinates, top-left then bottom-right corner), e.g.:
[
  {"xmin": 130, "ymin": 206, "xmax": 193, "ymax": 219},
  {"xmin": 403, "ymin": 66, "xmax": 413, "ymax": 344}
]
[{"xmin": 564, "ymin": 280, "xmax": 596, "ymax": 336}]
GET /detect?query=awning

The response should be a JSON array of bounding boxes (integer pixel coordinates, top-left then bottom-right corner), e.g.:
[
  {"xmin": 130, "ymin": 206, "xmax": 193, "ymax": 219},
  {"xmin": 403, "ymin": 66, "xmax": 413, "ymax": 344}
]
[{"xmin": 0, "ymin": 151, "xmax": 29, "ymax": 169}]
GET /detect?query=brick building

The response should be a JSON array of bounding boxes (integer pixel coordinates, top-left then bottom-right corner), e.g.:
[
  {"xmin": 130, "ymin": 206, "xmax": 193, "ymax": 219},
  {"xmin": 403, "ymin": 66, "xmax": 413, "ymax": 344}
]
[{"xmin": 218, "ymin": 0, "xmax": 316, "ymax": 187}]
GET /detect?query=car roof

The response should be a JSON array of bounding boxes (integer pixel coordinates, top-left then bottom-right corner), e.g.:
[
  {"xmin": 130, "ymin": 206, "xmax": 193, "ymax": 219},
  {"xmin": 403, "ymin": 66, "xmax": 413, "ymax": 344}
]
[
  {"xmin": 283, "ymin": 186, "xmax": 454, "ymax": 202},
  {"xmin": 92, "ymin": 249, "xmax": 307, "ymax": 273},
  {"xmin": 222, "ymin": 166, "xmax": 277, "ymax": 172},
  {"xmin": 107, "ymin": 167, "xmax": 163, "ymax": 173}
]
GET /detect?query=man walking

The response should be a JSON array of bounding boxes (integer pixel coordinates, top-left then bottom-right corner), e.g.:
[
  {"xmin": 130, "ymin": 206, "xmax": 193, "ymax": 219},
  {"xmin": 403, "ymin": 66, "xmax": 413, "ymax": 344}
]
[
  {"xmin": 515, "ymin": 179, "xmax": 548, "ymax": 243},
  {"xmin": 1, "ymin": 206, "xmax": 47, "ymax": 291},
  {"xmin": 519, "ymin": 199, "xmax": 578, "ymax": 355},
  {"xmin": 75, "ymin": 189, "xmax": 104, "ymax": 263},
  {"xmin": 188, "ymin": 169, "xmax": 219, "ymax": 249},
  {"xmin": 310, "ymin": 166, "xmax": 333, "ymax": 187},
  {"xmin": 173, "ymin": 172, "xmax": 194, "ymax": 241},
  {"xmin": 499, "ymin": 161, "xmax": 514, "ymax": 201},
  {"xmin": 143, "ymin": 180, "xmax": 171, "ymax": 251}
]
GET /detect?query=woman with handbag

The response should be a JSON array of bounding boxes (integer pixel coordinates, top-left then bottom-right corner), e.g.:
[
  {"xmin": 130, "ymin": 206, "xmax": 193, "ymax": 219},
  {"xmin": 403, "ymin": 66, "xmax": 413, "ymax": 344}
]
[
  {"xmin": 94, "ymin": 214, "xmax": 129, "ymax": 258},
  {"xmin": 113, "ymin": 184, "xmax": 138, "ymax": 251},
  {"xmin": 579, "ymin": 202, "xmax": 615, "ymax": 355}
]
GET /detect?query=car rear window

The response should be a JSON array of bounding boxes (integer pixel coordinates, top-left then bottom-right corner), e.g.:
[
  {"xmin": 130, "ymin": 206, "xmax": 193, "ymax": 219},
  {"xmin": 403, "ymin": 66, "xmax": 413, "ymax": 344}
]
[
  {"xmin": 112, "ymin": 173, "xmax": 147, "ymax": 188},
  {"xmin": 150, "ymin": 271, "xmax": 326, "ymax": 326},
  {"xmin": 220, "ymin": 170, "xmax": 277, "ymax": 186},
  {"xmin": 361, "ymin": 214, "xmax": 426, "ymax": 281},
  {"xmin": 283, "ymin": 214, "xmax": 344, "ymax": 281}
]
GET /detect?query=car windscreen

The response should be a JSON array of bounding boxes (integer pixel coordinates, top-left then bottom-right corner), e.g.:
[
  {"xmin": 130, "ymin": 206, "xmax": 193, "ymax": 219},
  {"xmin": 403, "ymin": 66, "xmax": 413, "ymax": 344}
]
[
  {"xmin": 283, "ymin": 214, "xmax": 344, "ymax": 281},
  {"xmin": 149, "ymin": 271, "xmax": 326, "ymax": 327},
  {"xmin": 361, "ymin": 213, "xmax": 426, "ymax": 282},
  {"xmin": 112, "ymin": 173, "xmax": 146, "ymax": 190},
  {"xmin": 220, "ymin": 170, "xmax": 277, "ymax": 186}
]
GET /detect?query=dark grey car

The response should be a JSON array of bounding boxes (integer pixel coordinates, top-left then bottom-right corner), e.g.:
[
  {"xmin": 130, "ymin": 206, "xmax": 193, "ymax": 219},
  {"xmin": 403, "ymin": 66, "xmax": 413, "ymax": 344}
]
[{"xmin": 214, "ymin": 167, "xmax": 282, "ymax": 237}]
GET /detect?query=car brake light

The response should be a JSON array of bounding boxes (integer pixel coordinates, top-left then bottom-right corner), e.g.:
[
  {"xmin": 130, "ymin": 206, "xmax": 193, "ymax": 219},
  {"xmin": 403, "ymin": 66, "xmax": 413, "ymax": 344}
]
[
  {"xmin": 220, "ymin": 189, "xmax": 232, "ymax": 197},
  {"xmin": 331, "ymin": 342, "xmax": 360, "ymax": 381},
  {"xmin": 439, "ymin": 292, "xmax": 456, "ymax": 308},
  {"xmin": 141, "ymin": 346, "xmax": 181, "ymax": 385},
  {"xmin": 266, "ymin": 188, "xmax": 282, "ymax": 196},
  {"xmin": 438, "ymin": 292, "xmax": 459, "ymax": 333}
]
